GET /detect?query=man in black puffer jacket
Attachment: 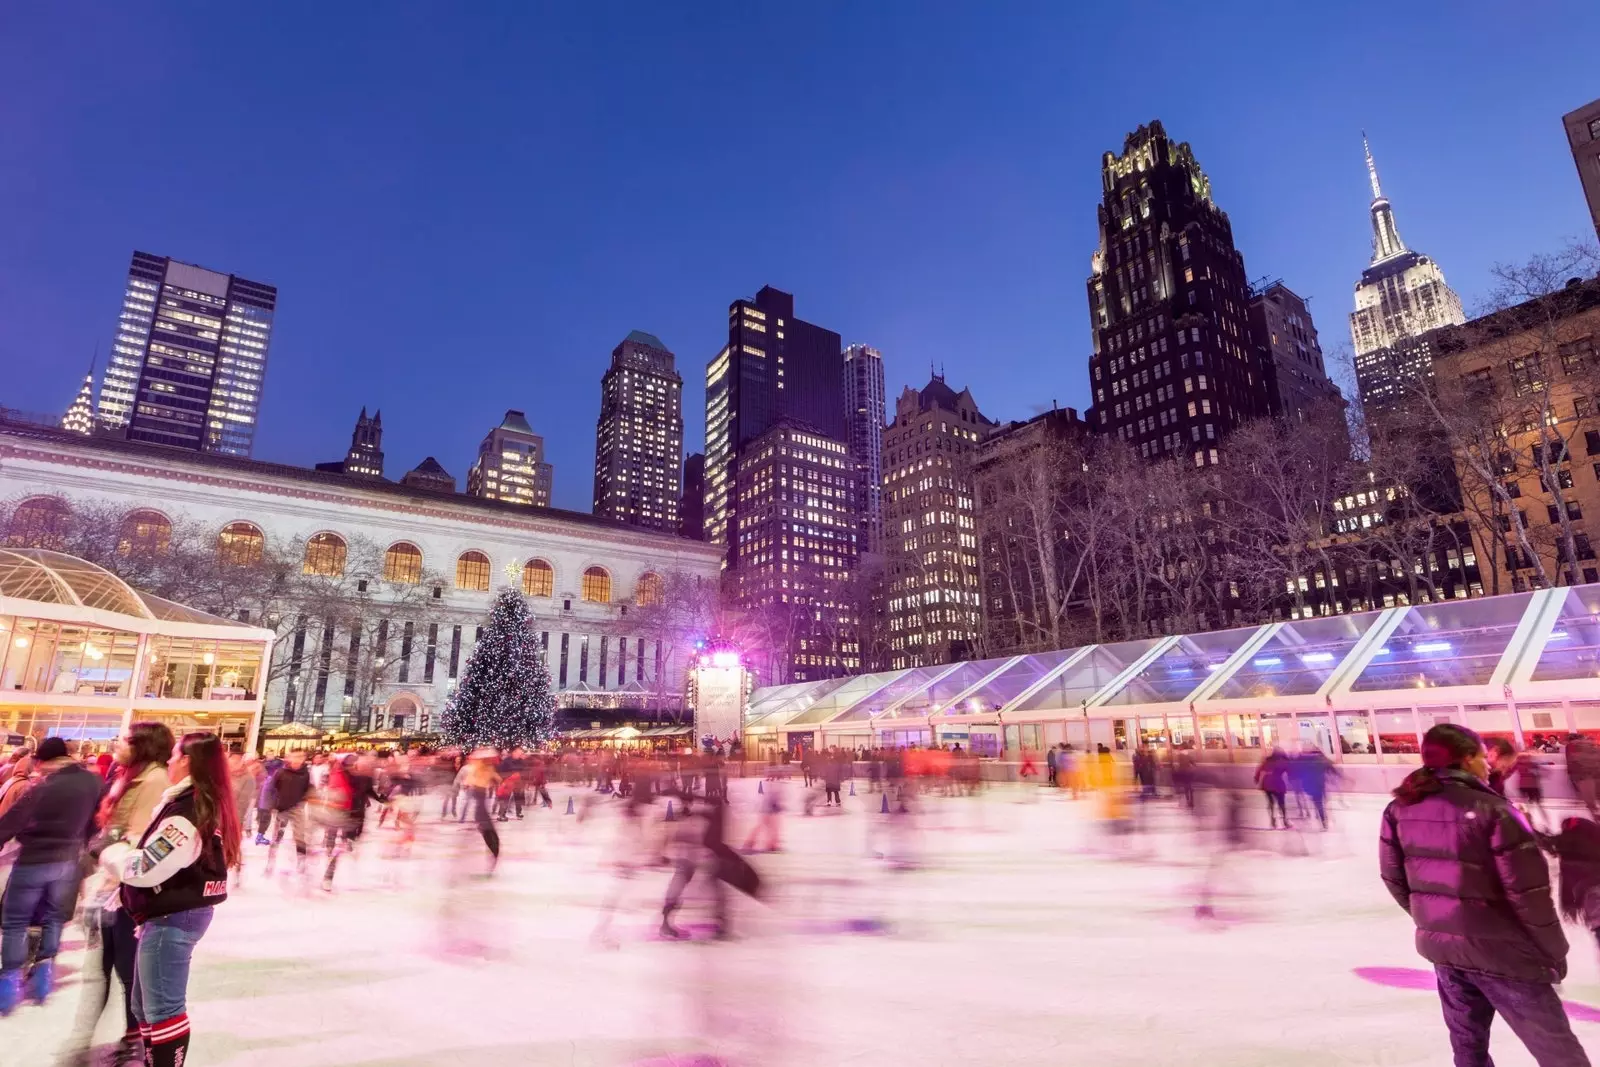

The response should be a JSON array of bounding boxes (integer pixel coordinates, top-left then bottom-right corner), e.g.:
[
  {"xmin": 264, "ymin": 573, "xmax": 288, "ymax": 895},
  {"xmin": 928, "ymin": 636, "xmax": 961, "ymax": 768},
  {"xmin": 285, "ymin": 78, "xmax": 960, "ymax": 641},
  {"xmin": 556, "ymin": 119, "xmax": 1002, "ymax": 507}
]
[{"xmin": 1380, "ymin": 723, "xmax": 1589, "ymax": 1066}]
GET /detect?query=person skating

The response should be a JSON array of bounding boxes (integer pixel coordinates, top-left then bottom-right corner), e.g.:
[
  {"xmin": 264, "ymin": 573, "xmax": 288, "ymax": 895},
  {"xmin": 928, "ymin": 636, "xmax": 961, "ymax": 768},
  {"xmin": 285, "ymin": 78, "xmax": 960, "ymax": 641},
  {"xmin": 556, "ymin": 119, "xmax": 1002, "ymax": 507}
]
[
  {"xmin": 1293, "ymin": 745, "xmax": 1338, "ymax": 830},
  {"xmin": 263, "ymin": 749, "xmax": 312, "ymax": 876},
  {"xmin": 462, "ymin": 749, "xmax": 501, "ymax": 871},
  {"xmin": 1379, "ymin": 723, "xmax": 1589, "ymax": 1066},
  {"xmin": 98, "ymin": 732, "xmax": 240, "ymax": 1067},
  {"xmin": 1546, "ymin": 814, "xmax": 1600, "ymax": 963},
  {"xmin": 1567, "ymin": 734, "xmax": 1600, "ymax": 818},
  {"xmin": 1253, "ymin": 747, "xmax": 1292, "ymax": 829},
  {"xmin": 252, "ymin": 753, "xmax": 282, "ymax": 844},
  {"xmin": 0, "ymin": 737, "xmax": 102, "ymax": 1015},
  {"xmin": 69, "ymin": 722, "xmax": 174, "ymax": 1065}
]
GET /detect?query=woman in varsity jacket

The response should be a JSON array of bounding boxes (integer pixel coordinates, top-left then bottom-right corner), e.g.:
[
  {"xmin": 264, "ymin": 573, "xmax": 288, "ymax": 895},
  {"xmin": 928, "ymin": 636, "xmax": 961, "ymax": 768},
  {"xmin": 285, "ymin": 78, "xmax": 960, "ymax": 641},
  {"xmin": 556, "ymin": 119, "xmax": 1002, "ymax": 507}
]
[{"xmin": 98, "ymin": 731, "xmax": 240, "ymax": 1067}]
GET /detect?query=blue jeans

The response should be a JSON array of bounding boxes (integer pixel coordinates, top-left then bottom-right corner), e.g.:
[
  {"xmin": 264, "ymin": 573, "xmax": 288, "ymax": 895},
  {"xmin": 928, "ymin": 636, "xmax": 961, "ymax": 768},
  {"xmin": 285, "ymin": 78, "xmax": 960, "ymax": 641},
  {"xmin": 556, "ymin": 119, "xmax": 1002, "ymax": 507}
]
[
  {"xmin": 1435, "ymin": 964, "xmax": 1591, "ymax": 1066},
  {"xmin": 131, "ymin": 907, "xmax": 213, "ymax": 1026},
  {"xmin": 1, "ymin": 860, "xmax": 78, "ymax": 972}
]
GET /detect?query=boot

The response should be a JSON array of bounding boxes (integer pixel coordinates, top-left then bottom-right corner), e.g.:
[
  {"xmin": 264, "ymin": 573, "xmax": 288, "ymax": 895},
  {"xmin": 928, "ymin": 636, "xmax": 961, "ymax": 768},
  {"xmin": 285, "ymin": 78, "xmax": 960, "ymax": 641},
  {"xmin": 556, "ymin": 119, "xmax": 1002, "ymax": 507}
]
[
  {"xmin": 25, "ymin": 959, "xmax": 53, "ymax": 1004},
  {"xmin": 0, "ymin": 968, "xmax": 22, "ymax": 1015},
  {"xmin": 147, "ymin": 1014, "xmax": 189, "ymax": 1067},
  {"xmin": 110, "ymin": 1033, "xmax": 146, "ymax": 1066}
]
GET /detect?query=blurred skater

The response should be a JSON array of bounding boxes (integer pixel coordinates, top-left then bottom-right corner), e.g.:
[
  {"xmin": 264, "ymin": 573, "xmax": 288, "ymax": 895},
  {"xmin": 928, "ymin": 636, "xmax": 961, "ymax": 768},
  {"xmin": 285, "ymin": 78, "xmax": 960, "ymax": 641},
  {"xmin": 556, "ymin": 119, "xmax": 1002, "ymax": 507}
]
[
  {"xmin": 1547, "ymin": 814, "xmax": 1600, "ymax": 961},
  {"xmin": 463, "ymin": 749, "xmax": 501, "ymax": 871},
  {"xmin": 1253, "ymin": 747, "xmax": 1292, "ymax": 829}
]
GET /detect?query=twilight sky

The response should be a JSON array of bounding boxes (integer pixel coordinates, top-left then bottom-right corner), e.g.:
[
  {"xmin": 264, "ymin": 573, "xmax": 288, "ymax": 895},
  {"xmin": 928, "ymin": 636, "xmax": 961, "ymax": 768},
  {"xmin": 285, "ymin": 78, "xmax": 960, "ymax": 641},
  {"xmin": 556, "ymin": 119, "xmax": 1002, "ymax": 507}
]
[{"xmin": 3, "ymin": 2, "xmax": 1598, "ymax": 513}]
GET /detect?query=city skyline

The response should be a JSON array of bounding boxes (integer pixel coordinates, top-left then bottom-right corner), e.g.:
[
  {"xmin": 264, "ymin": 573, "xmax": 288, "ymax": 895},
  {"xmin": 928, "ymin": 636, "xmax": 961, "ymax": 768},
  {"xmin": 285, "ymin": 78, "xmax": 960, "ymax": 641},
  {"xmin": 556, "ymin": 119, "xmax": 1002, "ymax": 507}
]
[{"xmin": 3, "ymin": 7, "xmax": 1599, "ymax": 511}]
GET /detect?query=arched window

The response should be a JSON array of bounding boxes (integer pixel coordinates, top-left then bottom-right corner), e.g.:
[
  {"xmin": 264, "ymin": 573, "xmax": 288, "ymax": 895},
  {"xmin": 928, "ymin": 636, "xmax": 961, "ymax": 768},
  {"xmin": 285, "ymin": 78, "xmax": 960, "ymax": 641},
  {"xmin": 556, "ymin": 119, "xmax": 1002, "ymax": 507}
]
[
  {"xmin": 636, "ymin": 571, "xmax": 664, "ymax": 607},
  {"xmin": 217, "ymin": 522, "xmax": 264, "ymax": 566},
  {"xmin": 383, "ymin": 542, "xmax": 423, "ymax": 583},
  {"xmin": 522, "ymin": 558, "xmax": 554, "ymax": 598},
  {"xmin": 581, "ymin": 565, "xmax": 612, "ymax": 603},
  {"xmin": 118, "ymin": 509, "xmax": 172, "ymax": 557},
  {"xmin": 5, "ymin": 496, "xmax": 70, "ymax": 550},
  {"xmin": 456, "ymin": 550, "xmax": 490, "ymax": 591},
  {"xmin": 303, "ymin": 532, "xmax": 347, "ymax": 577}
]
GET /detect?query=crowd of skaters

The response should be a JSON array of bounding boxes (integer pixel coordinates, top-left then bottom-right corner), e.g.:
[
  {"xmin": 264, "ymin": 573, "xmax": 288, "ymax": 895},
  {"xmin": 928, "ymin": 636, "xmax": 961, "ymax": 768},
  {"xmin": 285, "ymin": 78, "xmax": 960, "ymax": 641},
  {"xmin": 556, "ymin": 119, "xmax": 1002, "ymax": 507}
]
[{"xmin": 5, "ymin": 725, "xmax": 1600, "ymax": 1063}]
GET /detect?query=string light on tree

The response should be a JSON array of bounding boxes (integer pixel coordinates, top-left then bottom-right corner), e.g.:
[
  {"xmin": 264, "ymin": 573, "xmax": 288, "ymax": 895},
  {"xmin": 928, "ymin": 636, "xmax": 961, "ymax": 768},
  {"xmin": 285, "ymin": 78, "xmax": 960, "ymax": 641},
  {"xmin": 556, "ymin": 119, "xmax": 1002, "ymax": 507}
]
[{"xmin": 440, "ymin": 587, "xmax": 556, "ymax": 749}]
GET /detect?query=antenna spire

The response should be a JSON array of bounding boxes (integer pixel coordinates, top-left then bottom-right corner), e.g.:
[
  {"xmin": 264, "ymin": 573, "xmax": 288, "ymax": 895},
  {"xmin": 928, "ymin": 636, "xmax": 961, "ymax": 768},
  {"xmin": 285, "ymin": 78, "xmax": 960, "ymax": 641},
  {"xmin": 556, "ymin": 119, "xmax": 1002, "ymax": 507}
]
[{"xmin": 1362, "ymin": 130, "xmax": 1383, "ymax": 201}]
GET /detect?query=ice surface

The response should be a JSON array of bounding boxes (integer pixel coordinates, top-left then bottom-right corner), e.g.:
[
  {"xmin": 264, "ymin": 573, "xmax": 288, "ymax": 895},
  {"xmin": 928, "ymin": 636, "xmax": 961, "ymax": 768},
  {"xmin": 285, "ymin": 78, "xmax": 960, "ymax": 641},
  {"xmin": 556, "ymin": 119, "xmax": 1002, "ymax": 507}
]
[{"xmin": 7, "ymin": 779, "xmax": 1599, "ymax": 1065}]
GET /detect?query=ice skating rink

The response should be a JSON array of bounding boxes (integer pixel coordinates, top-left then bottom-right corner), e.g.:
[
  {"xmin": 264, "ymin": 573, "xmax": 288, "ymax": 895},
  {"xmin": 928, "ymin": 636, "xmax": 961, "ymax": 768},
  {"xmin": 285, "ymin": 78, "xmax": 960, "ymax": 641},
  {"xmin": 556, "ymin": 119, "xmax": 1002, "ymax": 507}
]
[{"xmin": 9, "ymin": 779, "xmax": 1600, "ymax": 1066}]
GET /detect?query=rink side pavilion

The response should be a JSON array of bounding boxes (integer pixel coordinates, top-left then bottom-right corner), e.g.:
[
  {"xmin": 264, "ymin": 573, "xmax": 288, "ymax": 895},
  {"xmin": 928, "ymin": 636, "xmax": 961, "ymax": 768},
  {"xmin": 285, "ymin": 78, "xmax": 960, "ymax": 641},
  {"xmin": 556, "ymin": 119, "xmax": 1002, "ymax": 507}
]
[
  {"xmin": 0, "ymin": 548, "xmax": 274, "ymax": 747},
  {"xmin": 743, "ymin": 584, "xmax": 1600, "ymax": 766}
]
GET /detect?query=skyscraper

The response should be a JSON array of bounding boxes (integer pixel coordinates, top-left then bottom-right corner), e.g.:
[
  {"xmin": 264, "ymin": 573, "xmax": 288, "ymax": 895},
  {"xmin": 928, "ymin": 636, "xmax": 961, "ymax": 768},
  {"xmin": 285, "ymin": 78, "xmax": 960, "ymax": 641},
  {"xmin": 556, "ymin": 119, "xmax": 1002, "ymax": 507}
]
[
  {"xmin": 1561, "ymin": 97, "xmax": 1600, "ymax": 244},
  {"xmin": 61, "ymin": 369, "xmax": 94, "ymax": 436},
  {"xmin": 1349, "ymin": 135, "xmax": 1465, "ymax": 411},
  {"xmin": 466, "ymin": 410, "xmax": 553, "ymax": 507},
  {"xmin": 97, "ymin": 251, "xmax": 276, "ymax": 457},
  {"xmin": 592, "ymin": 331, "xmax": 683, "ymax": 531},
  {"xmin": 316, "ymin": 408, "xmax": 384, "ymax": 478},
  {"xmin": 679, "ymin": 453, "xmax": 706, "ymax": 541},
  {"xmin": 1086, "ymin": 121, "xmax": 1277, "ymax": 466},
  {"xmin": 704, "ymin": 286, "xmax": 844, "ymax": 555},
  {"xmin": 881, "ymin": 375, "xmax": 993, "ymax": 668},
  {"xmin": 842, "ymin": 343, "xmax": 886, "ymax": 553},
  {"xmin": 1247, "ymin": 282, "xmax": 1342, "ymax": 421},
  {"xmin": 731, "ymin": 419, "xmax": 859, "ymax": 682}
]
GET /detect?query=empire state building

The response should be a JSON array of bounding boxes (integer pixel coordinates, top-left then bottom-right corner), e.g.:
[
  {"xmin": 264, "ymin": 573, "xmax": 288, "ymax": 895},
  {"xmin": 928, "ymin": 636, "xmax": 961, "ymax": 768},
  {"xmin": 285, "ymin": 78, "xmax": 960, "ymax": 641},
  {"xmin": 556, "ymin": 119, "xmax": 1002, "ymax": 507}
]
[{"xmin": 1348, "ymin": 135, "xmax": 1466, "ymax": 411}]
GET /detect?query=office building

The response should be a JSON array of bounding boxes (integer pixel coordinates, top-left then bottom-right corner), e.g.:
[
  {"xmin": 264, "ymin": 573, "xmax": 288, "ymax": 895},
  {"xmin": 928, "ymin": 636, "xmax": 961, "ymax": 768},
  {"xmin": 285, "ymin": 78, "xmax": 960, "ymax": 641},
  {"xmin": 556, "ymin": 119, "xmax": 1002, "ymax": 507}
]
[
  {"xmin": 881, "ymin": 375, "xmax": 993, "ymax": 668},
  {"xmin": 1349, "ymin": 136, "xmax": 1465, "ymax": 411},
  {"xmin": 1247, "ymin": 282, "xmax": 1343, "ymax": 420},
  {"xmin": 1086, "ymin": 121, "xmax": 1277, "ymax": 465},
  {"xmin": 400, "ymin": 457, "xmax": 456, "ymax": 494},
  {"xmin": 731, "ymin": 419, "xmax": 859, "ymax": 683},
  {"xmin": 704, "ymin": 286, "xmax": 844, "ymax": 554},
  {"xmin": 61, "ymin": 370, "xmax": 94, "ymax": 435},
  {"xmin": 466, "ymin": 410, "xmax": 553, "ymax": 508},
  {"xmin": 593, "ymin": 331, "xmax": 683, "ymax": 531},
  {"xmin": 1562, "ymin": 97, "xmax": 1600, "ymax": 244},
  {"xmin": 316, "ymin": 408, "xmax": 384, "ymax": 478},
  {"xmin": 97, "ymin": 251, "xmax": 276, "ymax": 457},
  {"xmin": 843, "ymin": 343, "xmax": 886, "ymax": 553},
  {"xmin": 680, "ymin": 453, "xmax": 706, "ymax": 541}
]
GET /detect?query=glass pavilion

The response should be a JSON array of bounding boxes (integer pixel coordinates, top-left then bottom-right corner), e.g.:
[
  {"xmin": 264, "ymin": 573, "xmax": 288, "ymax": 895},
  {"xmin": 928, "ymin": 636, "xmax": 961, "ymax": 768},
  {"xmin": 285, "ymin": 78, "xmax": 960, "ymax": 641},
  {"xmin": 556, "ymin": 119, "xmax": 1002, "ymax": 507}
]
[
  {"xmin": 742, "ymin": 584, "xmax": 1600, "ymax": 762},
  {"xmin": 0, "ymin": 548, "xmax": 276, "ymax": 749}
]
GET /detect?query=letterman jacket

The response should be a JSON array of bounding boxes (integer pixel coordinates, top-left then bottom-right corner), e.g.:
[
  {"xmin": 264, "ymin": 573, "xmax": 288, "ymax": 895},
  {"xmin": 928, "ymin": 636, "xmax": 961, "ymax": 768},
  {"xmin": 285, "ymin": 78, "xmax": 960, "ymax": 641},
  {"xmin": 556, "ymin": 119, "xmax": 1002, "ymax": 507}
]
[{"xmin": 98, "ymin": 779, "xmax": 229, "ymax": 924}]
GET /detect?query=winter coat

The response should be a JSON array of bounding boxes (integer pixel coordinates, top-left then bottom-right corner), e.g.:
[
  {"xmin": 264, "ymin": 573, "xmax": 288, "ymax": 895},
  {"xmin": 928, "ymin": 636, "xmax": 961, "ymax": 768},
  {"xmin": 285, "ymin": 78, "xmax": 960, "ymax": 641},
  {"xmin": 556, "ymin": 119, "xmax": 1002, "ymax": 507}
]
[
  {"xmin": 1253, "ymin": 754, "xmax": 1290, "ymax": 793},
  {"xmin": 1549, "ymin": 817, "xmax": 1600, "ymax": 931},
  {"xmin": 0, "ymin": 761, "xmax": 103, "ymax": 865},
  {"xmin": 101, "ymin": 780, "xmax": 229, "ymax": 924},
  {"xmin": 267, "ymin": 764, "xmax": 313, "ymax": 811},
  {"xmin": 1379, "ymin": 768, "xmax": 1567, "ymax": 982}
]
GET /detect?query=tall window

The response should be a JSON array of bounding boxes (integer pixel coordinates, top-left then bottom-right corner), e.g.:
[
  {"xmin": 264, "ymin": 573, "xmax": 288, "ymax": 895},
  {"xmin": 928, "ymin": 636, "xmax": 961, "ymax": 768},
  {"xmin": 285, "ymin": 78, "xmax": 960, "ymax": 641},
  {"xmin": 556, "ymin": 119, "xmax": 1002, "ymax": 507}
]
[
  {"xmin": 117, "ymin": 509, "xmax": 172, "ymax": 557},
  {"xmin": 303, "ymin": 532, "xmax": 347, "ymax": 576},
  {"xmin": 581, "ymin": 566, "xmax": 612, "ymax": 603},
  {"xmin": 456, "ymin": 550, "xmax": 490, "ymax": 591},
  {"xmin": 635, "ymin": 571, "xmax": 664, "ymax": 606},
  {"xmin": 217, "ymin": 522, "xmax": 264, "ymax": 566},
  {"xmin": 383, "ymin": 542, "xmax": 423, "ymax": 583},
  {"xmin": 5, "ymin": 496, "xmax": 70, "ymax": 549},
  {"xmin": 522, "ymin": 558, "xmax": 554, "ymax": 597}
]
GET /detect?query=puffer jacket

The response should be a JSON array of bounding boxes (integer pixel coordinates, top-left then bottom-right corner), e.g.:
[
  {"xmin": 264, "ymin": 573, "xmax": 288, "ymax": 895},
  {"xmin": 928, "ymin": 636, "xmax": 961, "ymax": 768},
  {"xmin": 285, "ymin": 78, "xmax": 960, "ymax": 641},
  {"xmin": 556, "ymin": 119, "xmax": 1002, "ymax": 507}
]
[{"xmin": 1379, "ymin": 768, "xmax": 1567, "ymax": 982}]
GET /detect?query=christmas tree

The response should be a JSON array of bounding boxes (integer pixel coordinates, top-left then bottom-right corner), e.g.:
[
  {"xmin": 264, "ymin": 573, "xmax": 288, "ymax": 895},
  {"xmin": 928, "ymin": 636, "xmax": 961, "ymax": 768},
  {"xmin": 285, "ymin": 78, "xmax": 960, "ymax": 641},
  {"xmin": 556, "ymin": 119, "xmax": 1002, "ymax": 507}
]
[{"xmin": 441, "ymin": 588, "xmax": 556, "ymax": 749}]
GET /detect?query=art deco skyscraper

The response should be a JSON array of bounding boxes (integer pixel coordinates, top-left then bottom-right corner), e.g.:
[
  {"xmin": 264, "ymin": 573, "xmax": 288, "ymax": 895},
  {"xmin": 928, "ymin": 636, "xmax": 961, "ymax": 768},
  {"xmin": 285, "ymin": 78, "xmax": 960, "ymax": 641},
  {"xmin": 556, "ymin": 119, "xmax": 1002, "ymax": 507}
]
[
  {"xmin": 97, "ymin": 251, "xmax": 276, "ymax": 456},
  {"xmin": 593, "ymin": 331, "xmax": 683, "ymax": 531},
  {"xmin": 1085, "ymin": 121, "xmax": 1277, "ymax": 466},
  {"xmin": 842, "ymin": 343, "xmax": 886, "ymax": 553},
  {"xmin": 467, "ymin": 410, "xmax": 553, "ymax": 507},
  {"xmin": 61, "ymin": 369, "xmax": 94, "ymax": 435},
  {"xmin": 881, "ymin": 375, "xmax": 993, "ymax": 668},
  {"xmin": 703, "ymin": 286, "xmax": 844, "ymax": 555},
  {"xmin": 1348, "ymin": 136, "xmax": 1465, "ymax": 411}
]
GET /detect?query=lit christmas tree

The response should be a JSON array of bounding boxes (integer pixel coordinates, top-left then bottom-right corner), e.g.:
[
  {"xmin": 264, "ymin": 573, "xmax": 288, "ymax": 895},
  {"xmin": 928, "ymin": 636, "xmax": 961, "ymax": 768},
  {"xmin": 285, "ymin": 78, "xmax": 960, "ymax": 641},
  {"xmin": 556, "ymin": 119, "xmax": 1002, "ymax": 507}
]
[{"xmin": 441, "ymin": 588, "xmax": 556, "ymax": 749}]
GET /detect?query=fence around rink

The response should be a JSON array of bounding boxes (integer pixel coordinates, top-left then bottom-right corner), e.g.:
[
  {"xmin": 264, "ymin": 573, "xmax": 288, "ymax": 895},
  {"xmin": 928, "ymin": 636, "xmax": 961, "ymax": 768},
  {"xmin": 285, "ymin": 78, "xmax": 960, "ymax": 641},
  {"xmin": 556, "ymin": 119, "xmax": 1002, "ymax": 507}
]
[{"xmin": 739, "ymin": 584, "xmax": 1600, "ymax": 795}]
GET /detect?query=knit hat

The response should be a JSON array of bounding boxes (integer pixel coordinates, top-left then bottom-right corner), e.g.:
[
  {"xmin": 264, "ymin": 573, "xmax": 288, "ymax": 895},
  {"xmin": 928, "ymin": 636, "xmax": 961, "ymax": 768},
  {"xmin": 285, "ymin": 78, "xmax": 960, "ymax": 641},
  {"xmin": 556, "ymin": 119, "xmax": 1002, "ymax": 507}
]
[{"xmin": 35, "ymin": 737, "xmax": 69, "ymax": 762}]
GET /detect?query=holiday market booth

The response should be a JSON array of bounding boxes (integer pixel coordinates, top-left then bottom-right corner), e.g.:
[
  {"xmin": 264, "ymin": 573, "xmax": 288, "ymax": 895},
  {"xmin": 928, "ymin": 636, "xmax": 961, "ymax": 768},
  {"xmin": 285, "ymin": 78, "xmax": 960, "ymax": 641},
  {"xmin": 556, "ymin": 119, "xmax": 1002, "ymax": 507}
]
[
  {"xmin": 0, "ymin": 548, "xmax": 276, "ymax": 751},
  {"xmin": 261, "ymin": 721, "xmax": 322, "ymax": 756},
  {"xmin": 744, "ymin": 583, "xmax": 1600, "ymax": 790}
]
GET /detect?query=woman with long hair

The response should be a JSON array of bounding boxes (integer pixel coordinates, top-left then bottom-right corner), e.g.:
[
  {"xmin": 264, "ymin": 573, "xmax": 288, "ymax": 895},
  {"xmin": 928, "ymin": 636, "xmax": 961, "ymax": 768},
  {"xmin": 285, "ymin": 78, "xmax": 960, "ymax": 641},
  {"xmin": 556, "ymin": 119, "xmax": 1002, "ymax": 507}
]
[
  {"xmin": 1379, "ymin": 724, "xmax": 1588, "ymax": 1065},
  {"xmin": 98, "ymin": 731, "xmax": 239, "ymax": 1067},
  {"xmin": 73, "ymin": 721, "xmax": 175, "ymax": 1066}
]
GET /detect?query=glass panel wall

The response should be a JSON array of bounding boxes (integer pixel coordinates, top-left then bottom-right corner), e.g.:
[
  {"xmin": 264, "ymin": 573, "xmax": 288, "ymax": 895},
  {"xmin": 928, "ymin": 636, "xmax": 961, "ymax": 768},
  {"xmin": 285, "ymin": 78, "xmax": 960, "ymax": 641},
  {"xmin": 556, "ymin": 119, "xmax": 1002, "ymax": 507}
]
[
  {"xmin": 920, "ymin": 656, "xmax": 1016, "ymax": 714},
  {"xmin": 866, "ymin": 666, "xmax": 960, "ymax": 719},
  {"xmin": 1103, "ymin": 627, "xmax": 1261, "ymax": 706},
  {"xmin": 1214, "ymin": 614, "xmax": 1377, "ymax": 699},
  {"xmin": 1351, "ymin": 594, "xmax": 1534, "ymax": 692},
  {"xmin": 1012, "ymin": 639, "xmax": 1164, "ymax": 714},
  {"xmin": 144, "ymin": 637, "xmax": 265, "ymax": 700},
  {"xmin": 1531, "ymin": 586, "xmax": 1600, "ymax": 682}
]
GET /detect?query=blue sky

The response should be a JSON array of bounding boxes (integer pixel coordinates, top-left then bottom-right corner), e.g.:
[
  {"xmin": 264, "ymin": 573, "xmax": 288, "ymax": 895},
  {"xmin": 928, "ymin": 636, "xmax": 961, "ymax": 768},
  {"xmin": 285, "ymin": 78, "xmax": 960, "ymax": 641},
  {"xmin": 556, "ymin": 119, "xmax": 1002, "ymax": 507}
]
[{"xmin": 3, "ymin": 2, "xmax": 1598, "ymax": 511}]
